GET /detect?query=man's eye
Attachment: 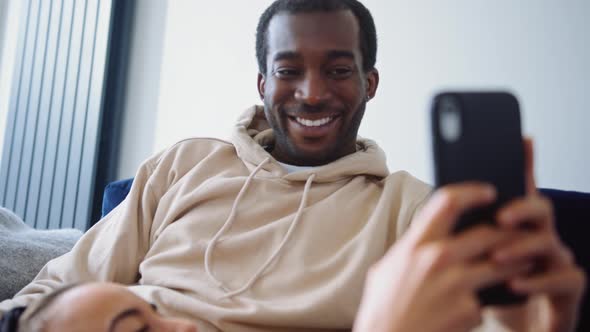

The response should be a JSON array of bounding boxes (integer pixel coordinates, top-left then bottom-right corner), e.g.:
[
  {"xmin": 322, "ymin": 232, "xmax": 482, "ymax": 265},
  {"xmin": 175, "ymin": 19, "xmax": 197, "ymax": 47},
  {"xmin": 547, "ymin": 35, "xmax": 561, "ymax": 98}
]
[
  {"xmin": 275, "ymin": 68, "xmax": 300, "ymax": 77},
  {"xmin": 328, "ymin": 67, "xmax": 353, "ymax": 78}
]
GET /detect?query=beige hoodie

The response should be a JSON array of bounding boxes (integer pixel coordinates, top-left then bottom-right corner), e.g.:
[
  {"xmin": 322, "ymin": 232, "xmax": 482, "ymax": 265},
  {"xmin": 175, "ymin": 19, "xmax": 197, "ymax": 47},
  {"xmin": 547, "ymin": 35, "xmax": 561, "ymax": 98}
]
[{"xmin": 0, "ymin": 106, "xmax": 432, "ymax": 331}]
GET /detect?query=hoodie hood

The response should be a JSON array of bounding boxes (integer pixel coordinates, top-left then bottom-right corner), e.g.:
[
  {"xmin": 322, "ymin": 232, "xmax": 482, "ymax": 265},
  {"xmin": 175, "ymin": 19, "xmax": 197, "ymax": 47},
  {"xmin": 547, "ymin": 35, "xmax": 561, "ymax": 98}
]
[
  {"xmin": 207, "ymin": 105, "xmax": 391, "ymax": 299},
  {"xmin": 231, "ymin": 106, "xmax": 390, "ymax": 183}
]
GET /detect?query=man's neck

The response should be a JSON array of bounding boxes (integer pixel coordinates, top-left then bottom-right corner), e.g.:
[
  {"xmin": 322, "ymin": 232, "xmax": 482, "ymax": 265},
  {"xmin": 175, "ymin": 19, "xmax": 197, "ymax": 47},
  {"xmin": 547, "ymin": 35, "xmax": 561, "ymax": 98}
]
[{"xmin": 270, "ymin": 144, "xmax": 356, "ymax": 167}]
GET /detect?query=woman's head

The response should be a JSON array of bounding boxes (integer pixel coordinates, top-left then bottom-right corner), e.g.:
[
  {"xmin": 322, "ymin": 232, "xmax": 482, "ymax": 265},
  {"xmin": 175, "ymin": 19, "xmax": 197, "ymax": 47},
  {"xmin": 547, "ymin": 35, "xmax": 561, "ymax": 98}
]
[{"xmin": 19, "ymin": 282, "xmax": 197, "ymax": 332}]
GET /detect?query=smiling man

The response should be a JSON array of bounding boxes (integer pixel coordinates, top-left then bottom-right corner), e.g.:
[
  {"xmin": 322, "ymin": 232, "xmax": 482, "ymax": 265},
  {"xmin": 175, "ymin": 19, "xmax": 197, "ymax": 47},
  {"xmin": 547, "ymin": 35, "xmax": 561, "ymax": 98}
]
[
  {"xmin": 0, "ymin": 0, "xmax": 585, "ymax": 332},
  {"xmin": 258, "ymin": 7, "xmax": 378, "ymax": 166}
]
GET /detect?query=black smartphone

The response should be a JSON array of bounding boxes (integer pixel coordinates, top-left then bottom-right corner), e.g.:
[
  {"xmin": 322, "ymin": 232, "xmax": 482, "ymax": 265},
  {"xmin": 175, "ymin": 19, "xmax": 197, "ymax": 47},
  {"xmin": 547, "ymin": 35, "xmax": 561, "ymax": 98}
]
[{"xmin": 431, "ymin": 91, "xmax": 527, "ymax": 306}]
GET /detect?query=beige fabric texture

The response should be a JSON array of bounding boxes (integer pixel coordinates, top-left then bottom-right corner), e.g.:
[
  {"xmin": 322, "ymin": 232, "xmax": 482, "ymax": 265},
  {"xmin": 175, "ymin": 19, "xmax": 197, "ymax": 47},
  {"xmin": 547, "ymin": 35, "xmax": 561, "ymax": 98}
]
[{"xmin": 1, "ymin": 106, "xmax": 434, "ymax": 331}]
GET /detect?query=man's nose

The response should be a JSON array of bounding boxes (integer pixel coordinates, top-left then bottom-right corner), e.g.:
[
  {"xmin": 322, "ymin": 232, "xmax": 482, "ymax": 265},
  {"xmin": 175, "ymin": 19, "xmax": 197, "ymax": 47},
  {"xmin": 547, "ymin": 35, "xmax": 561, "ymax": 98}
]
[{"xmin": 294, "ymin": 73, "xmax": 331, "ymax": 105}]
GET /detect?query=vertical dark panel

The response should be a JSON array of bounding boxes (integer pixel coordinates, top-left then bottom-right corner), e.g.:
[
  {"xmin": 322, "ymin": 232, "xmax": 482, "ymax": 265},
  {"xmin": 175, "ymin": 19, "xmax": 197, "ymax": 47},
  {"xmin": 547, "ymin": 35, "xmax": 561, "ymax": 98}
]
[
  {"xmin": 76, "ymin": 0, "xmax": 114, "ymax": 230},
  {"xmin": 88, "ymin": 0, "xmax": 135, "ymax": 228}
]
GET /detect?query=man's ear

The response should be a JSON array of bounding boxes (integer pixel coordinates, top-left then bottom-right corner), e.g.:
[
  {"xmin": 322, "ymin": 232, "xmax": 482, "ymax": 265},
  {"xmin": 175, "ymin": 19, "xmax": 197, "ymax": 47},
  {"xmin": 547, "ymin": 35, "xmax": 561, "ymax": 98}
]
[
  {"xmin": 257, "ymin": 73, "xmax": 266, "ymax": 100},
  {"xmin": 365, "ymin": 68, "xmax": 380, "ymax": 100}
]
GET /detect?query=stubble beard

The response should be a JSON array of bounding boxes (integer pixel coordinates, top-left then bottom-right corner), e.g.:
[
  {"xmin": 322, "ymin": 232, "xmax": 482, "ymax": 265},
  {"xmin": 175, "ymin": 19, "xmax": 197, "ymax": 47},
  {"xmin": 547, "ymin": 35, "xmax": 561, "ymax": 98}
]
[{"xmin": 263, "ymin": 100, "xmax": 367, "ymax": 166}]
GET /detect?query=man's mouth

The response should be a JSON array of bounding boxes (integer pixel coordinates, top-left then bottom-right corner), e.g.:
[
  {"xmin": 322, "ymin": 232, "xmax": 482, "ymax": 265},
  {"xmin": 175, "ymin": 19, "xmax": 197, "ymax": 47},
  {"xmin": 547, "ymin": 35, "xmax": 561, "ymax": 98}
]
[
  {"xmin": 285, "ymin": 113, "xmax": 341, "ymax": 138},
  {"xmin": 294, "ymin": 116, "xmax": 335, "ymax": 127}
]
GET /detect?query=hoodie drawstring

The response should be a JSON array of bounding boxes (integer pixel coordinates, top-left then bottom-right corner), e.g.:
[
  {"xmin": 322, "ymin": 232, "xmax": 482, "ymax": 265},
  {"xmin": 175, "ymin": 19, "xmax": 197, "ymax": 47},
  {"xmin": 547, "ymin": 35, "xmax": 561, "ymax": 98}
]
[{"xmin": 204, "ymin": 157, "xmax": 316, "ymax": 299}]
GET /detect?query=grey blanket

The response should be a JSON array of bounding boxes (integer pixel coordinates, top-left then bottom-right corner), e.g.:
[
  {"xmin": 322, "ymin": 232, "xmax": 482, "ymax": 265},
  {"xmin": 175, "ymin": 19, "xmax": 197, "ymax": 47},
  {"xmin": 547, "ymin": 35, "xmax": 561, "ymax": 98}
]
[{"xmin": 0, "ymin": 208, "xmax": 82, "ymax": 301}]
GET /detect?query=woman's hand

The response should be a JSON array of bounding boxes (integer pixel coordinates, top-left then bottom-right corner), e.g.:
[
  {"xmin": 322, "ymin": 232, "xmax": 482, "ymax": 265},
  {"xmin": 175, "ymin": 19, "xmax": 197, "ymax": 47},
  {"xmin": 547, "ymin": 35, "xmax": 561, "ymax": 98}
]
[
  {"xmin": 354, "ymin": 139, "xmax": 586, "ymax": 332},
  {"xmin": 488, "ymin": 139, "xmax": 586, "ymax": 332},
  {"xmin": 354, "ymin": 183, "xmax": 528, "ymax": 332}
]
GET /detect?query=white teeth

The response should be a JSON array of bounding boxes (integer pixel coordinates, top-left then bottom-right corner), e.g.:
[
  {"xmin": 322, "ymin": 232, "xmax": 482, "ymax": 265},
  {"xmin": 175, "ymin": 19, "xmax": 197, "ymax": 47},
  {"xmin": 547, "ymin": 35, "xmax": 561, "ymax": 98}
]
[{"xmin": 295, "ymin": 116, "xmax": 333, "ymax": 127}]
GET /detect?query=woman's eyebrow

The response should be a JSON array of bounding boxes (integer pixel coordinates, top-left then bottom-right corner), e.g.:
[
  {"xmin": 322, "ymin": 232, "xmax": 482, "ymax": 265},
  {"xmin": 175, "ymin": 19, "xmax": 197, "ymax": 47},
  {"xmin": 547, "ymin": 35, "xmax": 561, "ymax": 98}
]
[{"xmin": 108, "ymin": 308, "xmax": 142, "ymax": 332}]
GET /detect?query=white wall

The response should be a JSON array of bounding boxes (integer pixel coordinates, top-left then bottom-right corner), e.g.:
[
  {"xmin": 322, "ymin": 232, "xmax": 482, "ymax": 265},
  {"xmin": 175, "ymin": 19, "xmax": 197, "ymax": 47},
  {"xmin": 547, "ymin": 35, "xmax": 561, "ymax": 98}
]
[
  {"xmin": 362, "ymin": 0, "xmax": 590, "ymax": 191},
  {"xmin": 0, "ymin": 0, "xmax": 5, "ymax": 56},
  {"xmin": 116, "ymin": 0, "xmax": 168, "ymax": 179},
  {"xmin": 153, "ymin": 1, "xmax": 268, "ymax": 150},
  {"xmin": 0, "ymin": 0, "xmax": 22, "ymax": 159},
  {"xmin": 122, "ymin": 0, "xmax": 589, "ymax": 191}
]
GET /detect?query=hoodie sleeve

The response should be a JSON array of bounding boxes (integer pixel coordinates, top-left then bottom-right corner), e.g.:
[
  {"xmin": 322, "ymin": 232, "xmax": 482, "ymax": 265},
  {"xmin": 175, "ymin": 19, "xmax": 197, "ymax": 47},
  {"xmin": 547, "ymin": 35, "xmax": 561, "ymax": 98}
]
[
  {"xmin": 394, "ymin": 173, "xmax": 433, "ymax": 240},
  {"xmin": 0, "ymin": 152, "xmax": 164, "ymax": 316}
]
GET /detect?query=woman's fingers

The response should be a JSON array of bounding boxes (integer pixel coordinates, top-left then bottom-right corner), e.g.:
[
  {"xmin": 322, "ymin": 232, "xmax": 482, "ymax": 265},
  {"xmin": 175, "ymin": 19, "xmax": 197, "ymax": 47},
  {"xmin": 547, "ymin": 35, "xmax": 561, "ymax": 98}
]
[
  {"xmin": 410, "ymin": 183, "xmax": 496, "ymax": 243},
  {"xmin": 510, "ymin": 266, "xmax": 586, "ymax": 298},
  {"xmin": 493, "ymin": 232, "xmax": 565, "ymax": 264},
  {"xmin": 497, "ymin": 195, "xmax": 554, "ymax": 230},
  {"xmin": 441, "ymin": 225, "xmax": 518, "ymax": 263},
  {"xmin": 463, "ymin": 260, "xmax": 534, "ymax": 290}
]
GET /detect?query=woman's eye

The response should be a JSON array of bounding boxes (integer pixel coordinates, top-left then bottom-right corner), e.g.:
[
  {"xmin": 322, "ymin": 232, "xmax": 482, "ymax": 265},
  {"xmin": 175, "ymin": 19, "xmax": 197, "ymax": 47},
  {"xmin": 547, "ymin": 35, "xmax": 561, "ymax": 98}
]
[{"xmin": 136, "ymin": 325, "xmax": 150, "ymax": 332}]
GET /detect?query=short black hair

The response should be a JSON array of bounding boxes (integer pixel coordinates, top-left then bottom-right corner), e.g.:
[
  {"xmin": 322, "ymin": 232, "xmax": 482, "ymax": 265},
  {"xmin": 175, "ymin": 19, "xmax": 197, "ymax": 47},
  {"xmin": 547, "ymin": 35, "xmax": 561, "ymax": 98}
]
[{"xmin": 256, "ymin": 0, "xmax": 377, "ymax": 75}]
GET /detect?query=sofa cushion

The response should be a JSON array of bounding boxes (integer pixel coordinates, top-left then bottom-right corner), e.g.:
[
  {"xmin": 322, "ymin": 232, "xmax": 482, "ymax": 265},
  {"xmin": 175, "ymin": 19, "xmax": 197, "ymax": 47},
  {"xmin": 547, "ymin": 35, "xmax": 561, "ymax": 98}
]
[
  {"xmin": 0, "ymin": 208, "xmax": 82, "ymax": 301},
  {"xmin": 101, "ymin": 178, "xmax": 133, "ymax": 217}
]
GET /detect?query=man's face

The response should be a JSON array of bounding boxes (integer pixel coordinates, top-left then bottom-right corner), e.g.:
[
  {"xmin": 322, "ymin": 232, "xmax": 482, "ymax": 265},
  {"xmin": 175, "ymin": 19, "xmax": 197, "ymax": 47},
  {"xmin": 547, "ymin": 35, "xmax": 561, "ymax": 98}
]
[{"xmin": 258, "ymin": 10, "xmax": 379, "ymax": 166}]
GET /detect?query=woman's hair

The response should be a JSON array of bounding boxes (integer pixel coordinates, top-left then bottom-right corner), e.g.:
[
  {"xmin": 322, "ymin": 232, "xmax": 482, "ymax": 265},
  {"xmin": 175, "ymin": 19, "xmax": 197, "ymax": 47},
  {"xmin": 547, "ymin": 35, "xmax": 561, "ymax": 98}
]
[{"xmin": 18, "ymin": 284, "xmax": 81, "ymax": 332}]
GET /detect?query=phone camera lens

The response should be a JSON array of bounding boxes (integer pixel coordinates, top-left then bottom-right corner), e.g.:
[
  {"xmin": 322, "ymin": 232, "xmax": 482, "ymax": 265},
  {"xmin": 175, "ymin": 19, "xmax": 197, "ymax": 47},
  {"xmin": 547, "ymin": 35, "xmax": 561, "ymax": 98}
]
[{"xmin": 439, "ymin": 95, "xmax": 462, "ymax": 142}]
